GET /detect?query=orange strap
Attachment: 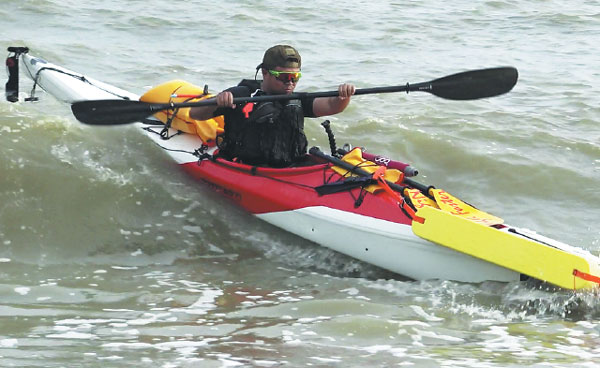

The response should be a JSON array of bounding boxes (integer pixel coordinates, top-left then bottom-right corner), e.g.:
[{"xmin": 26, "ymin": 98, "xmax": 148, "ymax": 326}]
[
  {"xmin": 373, "ymin": 166, "xmax": 403, "ymax": 202},
  {"xmin": 573, "ymin": 269, "xmax": 600, "ymax": 285},
  {"xmin": 401, "ymin": 199, "xmax": 425, "ymax": 224},
  {"xmin": 372, "ymin": 167, "xmax": 425, "ymax": 224}
]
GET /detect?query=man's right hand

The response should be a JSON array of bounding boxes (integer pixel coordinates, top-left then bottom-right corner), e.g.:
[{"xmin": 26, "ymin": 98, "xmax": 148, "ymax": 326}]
[{"xmin": 216, "ymin": 91, "xmax": 236, "ymax": 109}]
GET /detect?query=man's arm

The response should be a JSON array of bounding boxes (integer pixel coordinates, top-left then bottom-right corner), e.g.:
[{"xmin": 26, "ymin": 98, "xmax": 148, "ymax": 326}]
[
  {"xmin": 312, "ymin": 83, "xmax": 356, "ymax": 117},
  {"xmin": 189, "ymin": 91, "xmax": 236, "ymax": 121}
]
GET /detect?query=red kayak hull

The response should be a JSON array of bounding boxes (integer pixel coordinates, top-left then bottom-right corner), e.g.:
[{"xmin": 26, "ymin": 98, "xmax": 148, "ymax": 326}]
[{"xmin": 181, "ymin": 157, "xmax": 413, "ymax": 226}]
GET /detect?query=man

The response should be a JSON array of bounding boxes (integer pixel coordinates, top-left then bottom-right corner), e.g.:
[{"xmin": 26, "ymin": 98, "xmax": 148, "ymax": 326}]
[{"xmin": 190, "ymin": 45, "xmax": 355, "ymax": 167}]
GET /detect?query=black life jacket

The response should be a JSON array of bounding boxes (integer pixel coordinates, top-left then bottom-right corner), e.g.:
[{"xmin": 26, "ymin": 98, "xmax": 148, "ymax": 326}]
[{"xmin": 218, "ymin": 80, "xmax": 308, "ymax": 167}]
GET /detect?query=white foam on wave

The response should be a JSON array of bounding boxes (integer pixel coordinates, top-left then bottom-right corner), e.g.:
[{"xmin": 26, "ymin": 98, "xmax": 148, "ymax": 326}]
[
  {"xmin": 47, "ymin": 331, "xmax": 96, "ymax": 339},
  {"xmin": 14, "ymin": 287, "xmax": 30, "ymax": 295},
  {"xmin": 0, "ymin": 339, "xmax": 18, "ymax": 348},
  {"xmin": 170, "ymin": 288, "xmax": 224, "ymax": 315}
]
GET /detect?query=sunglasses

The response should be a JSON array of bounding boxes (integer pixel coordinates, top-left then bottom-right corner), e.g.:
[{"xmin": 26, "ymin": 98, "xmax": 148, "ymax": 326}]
[{"xmin": 268, "ymin": 70, "xmax": 302, "ymax": 83}]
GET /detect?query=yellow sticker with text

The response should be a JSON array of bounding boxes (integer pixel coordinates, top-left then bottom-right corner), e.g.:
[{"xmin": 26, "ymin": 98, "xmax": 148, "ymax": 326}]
[
  {"xmin": 405, "ymin": 188, "xmax": 439, "ymax": 209},
  {"xmin": 431, "ymin": 189, "xmax": 504, "ymax": 226}
]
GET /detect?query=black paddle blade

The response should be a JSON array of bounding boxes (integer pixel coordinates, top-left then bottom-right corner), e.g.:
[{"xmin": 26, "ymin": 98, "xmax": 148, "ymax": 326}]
[
  {"xmin": 428, "ymin": 67, "xmax": 518, "ymax": 100},
  {"xmin": 71, "ymin": 99, "xmax": 162, "ymax": 125}
]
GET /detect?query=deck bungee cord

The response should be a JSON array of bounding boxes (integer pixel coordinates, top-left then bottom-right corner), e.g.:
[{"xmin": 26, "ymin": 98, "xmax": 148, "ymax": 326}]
[
  {"xmin": 152, "ymin": 84, "xmax": 214, "ymax": 140},
  {"xmin": 26, "ymin": 67, "xmax": 132, "ymax": 103},
  {"xmin": 5, "ymin": 46, "xmax": 132, "ymax": 103}
]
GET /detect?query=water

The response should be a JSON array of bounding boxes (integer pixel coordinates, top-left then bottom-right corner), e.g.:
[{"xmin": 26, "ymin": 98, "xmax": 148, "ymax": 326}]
[{"xmin": 1, "ymin": 0, "xmax": 600, "ymax": 366}]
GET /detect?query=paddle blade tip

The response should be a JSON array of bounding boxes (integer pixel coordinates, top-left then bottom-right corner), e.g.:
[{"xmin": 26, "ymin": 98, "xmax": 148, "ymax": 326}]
[
  {"xmin": 70, "ymin": 99, "xmax": 154, "ymax": 125},
  {"xmin": 430, "ymin": 66, "xmax": 519, "ymax": 100}
]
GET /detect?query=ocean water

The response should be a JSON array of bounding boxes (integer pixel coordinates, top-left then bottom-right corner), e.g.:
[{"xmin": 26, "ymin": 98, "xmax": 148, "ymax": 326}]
[{"xmin": 1, "ymin": 0, "xmax": 600, "ymax": 367}]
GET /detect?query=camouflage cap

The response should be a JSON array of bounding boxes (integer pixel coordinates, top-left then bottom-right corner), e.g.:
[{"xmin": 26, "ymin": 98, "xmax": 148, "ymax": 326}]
[{"xmin": 257, "ymin": 45, "xmax": 301, "ymax": 70}]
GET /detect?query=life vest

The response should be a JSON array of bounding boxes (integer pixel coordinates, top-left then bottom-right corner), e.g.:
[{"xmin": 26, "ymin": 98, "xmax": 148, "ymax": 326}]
[{"xmin": 218, "ymin": 80, "xmax": 308, "ymax": 167}]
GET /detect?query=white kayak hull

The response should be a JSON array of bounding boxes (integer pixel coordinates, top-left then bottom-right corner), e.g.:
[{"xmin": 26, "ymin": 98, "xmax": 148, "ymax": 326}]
[{"xmin": 258, "ymin": 207, "xmax": 519, "ymax": 282}]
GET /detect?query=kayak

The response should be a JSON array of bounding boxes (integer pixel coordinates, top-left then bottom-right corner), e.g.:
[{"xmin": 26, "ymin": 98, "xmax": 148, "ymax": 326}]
[{"xmin": 8, "ymin": 47, "xmax": 600, "ymax": 290}]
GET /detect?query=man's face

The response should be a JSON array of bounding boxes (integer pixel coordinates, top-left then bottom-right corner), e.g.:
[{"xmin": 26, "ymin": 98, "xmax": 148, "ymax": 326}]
[{"xmin": 262, "ymin": 67, "xmax": 301, "ymax": 95}]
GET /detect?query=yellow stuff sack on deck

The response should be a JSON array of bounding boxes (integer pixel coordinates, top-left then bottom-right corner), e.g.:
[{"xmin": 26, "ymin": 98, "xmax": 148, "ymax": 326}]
[
  {"xmin": 140, "ymin": 80, "xmax": 224, "ymax": 143},
  {"xmin": 332, "ymin": 148, "xmax": 403, "ymax": 193}
]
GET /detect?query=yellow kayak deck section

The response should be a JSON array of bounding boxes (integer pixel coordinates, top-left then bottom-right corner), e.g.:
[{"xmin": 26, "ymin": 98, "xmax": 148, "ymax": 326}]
[{"xmin": 412, "ymin": 206, "xmax": 600, "ymax": 290}]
